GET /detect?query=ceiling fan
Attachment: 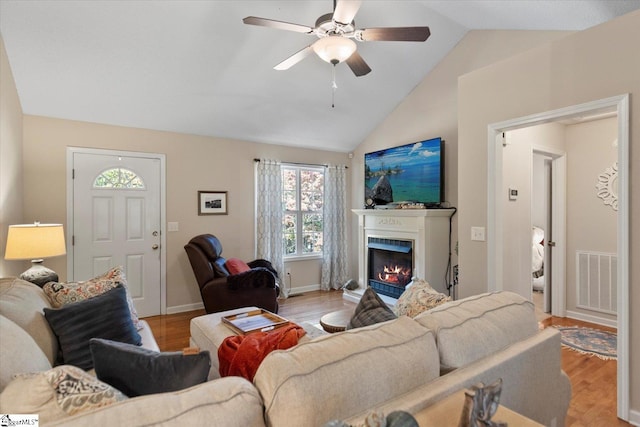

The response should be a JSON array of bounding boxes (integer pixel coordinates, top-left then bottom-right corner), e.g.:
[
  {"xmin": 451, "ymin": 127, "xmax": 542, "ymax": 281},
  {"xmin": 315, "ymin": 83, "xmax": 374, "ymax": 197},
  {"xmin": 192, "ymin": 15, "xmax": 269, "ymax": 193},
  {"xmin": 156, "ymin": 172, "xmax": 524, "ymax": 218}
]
[{"xmin": 243, "ymin": 0, "xmax": 431, "ymax": 77}]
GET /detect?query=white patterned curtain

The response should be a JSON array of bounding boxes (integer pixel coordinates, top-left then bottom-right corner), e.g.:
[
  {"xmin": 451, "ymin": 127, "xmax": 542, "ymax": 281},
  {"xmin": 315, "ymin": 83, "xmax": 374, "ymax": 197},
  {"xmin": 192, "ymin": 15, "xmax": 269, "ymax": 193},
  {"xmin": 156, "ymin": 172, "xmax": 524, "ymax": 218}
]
[
  {"xmin": 255, "ymin": 159, "xmax": 287, "ymax": 298},
  {"xmin": 321, "ymin": 164, "xmax": 349, "ymax": 290}
]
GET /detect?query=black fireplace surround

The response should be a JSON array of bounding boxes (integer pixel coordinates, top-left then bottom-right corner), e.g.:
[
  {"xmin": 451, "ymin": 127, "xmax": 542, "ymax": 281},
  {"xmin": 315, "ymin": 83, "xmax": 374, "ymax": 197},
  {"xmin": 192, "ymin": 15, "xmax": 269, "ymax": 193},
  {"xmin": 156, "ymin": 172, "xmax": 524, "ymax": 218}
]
[{"xmin": 367, "ymin": 237, "xmax": 413, "ymax": 299}]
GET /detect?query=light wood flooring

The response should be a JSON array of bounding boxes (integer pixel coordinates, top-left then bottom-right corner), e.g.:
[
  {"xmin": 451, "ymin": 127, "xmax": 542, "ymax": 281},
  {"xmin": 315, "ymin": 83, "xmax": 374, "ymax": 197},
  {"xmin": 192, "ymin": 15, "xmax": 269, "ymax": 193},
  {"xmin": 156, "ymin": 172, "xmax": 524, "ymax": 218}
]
[{"xmin": 144, "ymin": 290, "xmax": 627, "ymax": 426}]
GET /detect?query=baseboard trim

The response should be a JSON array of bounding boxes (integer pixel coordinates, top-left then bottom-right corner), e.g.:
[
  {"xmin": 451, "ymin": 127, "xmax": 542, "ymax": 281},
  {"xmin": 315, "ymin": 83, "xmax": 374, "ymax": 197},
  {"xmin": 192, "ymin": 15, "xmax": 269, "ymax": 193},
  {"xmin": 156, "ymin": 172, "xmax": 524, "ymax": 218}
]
[
  {"xmin": 565, "ymin": 310, "xmax": 617, "ymax": 329},
  {"xmin": 166, "ymin": 302, "xmax": 204, "ymax": 315},
  {"xmin": 286, "ymin": 284, "xmax": 321, "ymax": 296},
  {"xmin": 628, "ymin": 409, "xmax": 640, "ymax": 426}
]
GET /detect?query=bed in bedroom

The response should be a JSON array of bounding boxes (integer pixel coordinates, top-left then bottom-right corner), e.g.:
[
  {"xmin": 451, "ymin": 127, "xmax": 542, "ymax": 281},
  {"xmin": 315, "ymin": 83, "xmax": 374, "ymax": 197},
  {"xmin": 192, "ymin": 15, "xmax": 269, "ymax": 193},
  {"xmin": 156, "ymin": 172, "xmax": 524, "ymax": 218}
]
[{"xmin": 532, "ymin": 226, "xmax": 545, "ymax": 292}]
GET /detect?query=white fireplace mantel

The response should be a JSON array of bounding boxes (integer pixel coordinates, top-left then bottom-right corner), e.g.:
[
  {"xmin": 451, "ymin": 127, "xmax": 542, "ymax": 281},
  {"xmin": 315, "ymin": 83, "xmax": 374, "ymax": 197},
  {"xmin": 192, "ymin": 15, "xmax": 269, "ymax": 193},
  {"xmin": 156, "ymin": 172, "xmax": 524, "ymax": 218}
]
[{"xmin": 346, "ymin": 209, "xmax": 455, "ymax": 305}]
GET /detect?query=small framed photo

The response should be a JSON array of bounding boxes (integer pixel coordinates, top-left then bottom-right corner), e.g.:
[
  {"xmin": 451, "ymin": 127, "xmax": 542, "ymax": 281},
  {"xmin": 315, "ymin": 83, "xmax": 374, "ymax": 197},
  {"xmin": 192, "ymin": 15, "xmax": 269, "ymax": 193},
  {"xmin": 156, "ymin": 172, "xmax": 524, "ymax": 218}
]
[{"xmin": 198, "ymin": 191, "xmax": 228, "ymax": 215}]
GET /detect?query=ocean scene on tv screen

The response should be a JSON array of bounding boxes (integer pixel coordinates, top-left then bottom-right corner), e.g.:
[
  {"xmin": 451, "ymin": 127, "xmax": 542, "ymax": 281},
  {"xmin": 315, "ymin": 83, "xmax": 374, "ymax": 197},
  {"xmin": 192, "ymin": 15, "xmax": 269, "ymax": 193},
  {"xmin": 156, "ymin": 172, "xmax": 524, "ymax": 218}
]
[{"xmin": 365, "ymin": 137, "xmax": 442, "ymax": 205}]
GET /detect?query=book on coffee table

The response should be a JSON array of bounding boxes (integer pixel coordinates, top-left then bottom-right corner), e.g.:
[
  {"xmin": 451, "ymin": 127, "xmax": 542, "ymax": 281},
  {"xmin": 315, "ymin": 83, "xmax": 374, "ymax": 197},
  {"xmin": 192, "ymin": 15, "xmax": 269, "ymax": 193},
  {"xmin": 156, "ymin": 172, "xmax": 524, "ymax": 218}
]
[{"xmin": 221, "ymin": 309, "xmax": 290, "ymax": 335}]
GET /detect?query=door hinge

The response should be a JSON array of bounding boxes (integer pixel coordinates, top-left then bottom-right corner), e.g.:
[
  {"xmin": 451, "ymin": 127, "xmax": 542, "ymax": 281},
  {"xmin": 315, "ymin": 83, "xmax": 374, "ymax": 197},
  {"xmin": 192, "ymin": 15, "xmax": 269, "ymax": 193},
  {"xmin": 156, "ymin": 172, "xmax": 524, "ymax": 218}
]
[
  {"xmin": 72, "ymin": 235, "xmax": 75, "ymax": 246},
  {"xmin": 72, "ymin": 169, "xmax": 75, "ymax": 179}
]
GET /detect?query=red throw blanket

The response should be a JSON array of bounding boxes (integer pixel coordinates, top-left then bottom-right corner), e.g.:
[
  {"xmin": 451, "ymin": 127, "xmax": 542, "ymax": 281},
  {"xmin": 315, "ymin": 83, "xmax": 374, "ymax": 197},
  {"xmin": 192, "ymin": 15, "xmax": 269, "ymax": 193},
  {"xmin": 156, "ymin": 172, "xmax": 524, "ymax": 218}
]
[{"xmin": 218, "ymin": 324, "xmax": 306, "ymax": 381}]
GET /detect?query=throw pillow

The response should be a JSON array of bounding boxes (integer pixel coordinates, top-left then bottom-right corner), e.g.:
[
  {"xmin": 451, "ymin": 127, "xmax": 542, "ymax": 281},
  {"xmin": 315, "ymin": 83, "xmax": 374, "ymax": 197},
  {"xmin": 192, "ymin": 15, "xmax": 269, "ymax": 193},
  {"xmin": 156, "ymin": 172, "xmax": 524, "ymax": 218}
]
[
  {"xmin": 346, "ymin": 287, "xmax": 397, "ymax": 330},
  {"xmin": 42, "ymin": 266, "xmax": 141, "ymax": 330},
  {"xmin": 394, "ymin": 278, "xmax": 451, "ymax": 318},
  {"xmin": 90, "ymin": 338, "xmax": 211, "ymax": 397},
  {"xmin": 225, "ymin": 258, "xmax": 251, "ymax": 275},
  {"xmin": 44, "ymin": 285, "xmax": 142, "ymax": 370},
  {"xmin": 0, "ymin": 365, "xmax": 127, "ymax": 424}
]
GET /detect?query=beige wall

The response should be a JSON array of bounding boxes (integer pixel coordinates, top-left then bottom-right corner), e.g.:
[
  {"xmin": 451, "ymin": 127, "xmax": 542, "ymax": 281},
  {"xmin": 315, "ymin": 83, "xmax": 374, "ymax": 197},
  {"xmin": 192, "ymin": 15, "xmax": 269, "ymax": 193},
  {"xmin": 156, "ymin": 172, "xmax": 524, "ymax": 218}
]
[
  {"xmin": 502, "ymin": 123, "xmax": 566, "ymax": 298},
  {"xmin": 349, "ymin": 29, "xmax": 570, "ymax": 285},
  {"xmin": 565, "ymin": 117, "xmax": 618, "ymax": 321},
  {"xmin": 504, "ymin": 119, "xmax": 618, "ymax": 323},
  {"xmin": 22, "ymin": 115, "xmax": 349, "ymax": 311},
  {"xmin": 458, "ymin": 10, "xmax": 639, "ymax": 417},
  {"xmin": 0, "ymin": 35, "xmax": 26, "ymax": 277}
]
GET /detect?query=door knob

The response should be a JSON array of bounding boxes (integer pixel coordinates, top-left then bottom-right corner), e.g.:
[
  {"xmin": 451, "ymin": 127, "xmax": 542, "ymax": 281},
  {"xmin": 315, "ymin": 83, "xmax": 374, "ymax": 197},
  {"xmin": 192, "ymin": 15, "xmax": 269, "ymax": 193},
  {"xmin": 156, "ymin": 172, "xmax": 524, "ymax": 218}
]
[
  {"xmin": 152, "ymin": 231, "xmax": 159, "ymax": 236},
  {"xmin": 547, "ymin": 241, "xmax": 556, "ymax": 247},
  {"xmin": 152, "ymin": 244, "xmax": 159, "ymax": 250}
]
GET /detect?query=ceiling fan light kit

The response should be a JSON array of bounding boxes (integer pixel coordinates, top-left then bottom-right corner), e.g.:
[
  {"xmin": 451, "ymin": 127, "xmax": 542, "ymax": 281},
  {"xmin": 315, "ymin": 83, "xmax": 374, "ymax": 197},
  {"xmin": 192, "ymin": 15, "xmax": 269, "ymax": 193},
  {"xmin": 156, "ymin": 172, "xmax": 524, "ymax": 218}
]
[{"xmin": 313, "ymin": 36, "xmax": 357, "ymax": 64}]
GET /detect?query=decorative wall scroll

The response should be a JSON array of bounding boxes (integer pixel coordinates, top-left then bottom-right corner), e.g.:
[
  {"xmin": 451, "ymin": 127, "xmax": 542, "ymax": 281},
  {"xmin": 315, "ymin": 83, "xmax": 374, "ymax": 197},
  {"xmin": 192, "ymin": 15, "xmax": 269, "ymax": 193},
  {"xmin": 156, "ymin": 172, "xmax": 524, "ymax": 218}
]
[{"xmin": 596, "ymin": 162, "xmax": 618, "ymax": 211}]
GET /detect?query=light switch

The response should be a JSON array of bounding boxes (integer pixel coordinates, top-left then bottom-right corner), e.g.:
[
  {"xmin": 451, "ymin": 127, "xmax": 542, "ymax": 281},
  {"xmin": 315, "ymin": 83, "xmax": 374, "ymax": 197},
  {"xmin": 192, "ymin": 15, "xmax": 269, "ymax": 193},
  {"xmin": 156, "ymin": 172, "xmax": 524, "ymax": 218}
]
[
  {"xmin": 168, "ymin": 222, "xmax": 179, "ymax": 232},
  {"xmin": 471, "ymin": 227, "xmax": 486, "ymax": 242}
]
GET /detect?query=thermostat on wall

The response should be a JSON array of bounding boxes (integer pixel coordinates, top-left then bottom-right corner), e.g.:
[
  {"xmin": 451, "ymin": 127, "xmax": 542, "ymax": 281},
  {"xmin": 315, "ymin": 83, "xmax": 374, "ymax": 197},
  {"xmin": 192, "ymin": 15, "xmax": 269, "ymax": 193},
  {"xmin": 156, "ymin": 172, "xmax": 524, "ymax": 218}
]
[{"xmin": 509, "ymin": 188, "xmax": 518, "ymax": 201}]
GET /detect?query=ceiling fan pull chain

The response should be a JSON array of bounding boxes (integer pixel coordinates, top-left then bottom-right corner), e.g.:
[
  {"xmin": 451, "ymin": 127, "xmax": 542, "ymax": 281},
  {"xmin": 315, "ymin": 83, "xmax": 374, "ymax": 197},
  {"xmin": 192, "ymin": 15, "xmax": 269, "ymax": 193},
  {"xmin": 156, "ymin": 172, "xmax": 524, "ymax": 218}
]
[{"xmin": 331, "ymin": 64, "xmax": 338, "ymax": 108}]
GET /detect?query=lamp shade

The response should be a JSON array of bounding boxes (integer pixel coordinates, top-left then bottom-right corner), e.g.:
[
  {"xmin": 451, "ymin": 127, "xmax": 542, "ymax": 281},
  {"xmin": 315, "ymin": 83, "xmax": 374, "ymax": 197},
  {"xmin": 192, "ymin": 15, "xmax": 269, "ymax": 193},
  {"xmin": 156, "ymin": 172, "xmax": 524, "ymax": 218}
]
[
  {"xmin": 4, "ymin": 223, "xmax": 66, "ymax": 260},
  {"xmin": 313, "ymin": 36, "xmax": 357, "ymax": 64}
]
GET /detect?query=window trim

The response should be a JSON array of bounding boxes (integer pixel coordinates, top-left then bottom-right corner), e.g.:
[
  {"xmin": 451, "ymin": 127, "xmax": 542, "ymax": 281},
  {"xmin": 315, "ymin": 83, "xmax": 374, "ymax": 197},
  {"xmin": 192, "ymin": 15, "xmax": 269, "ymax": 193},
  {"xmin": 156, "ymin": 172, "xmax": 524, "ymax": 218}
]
[{"xmin": 282, "ymin": 164, "xmax": 324, "ymax": 259}]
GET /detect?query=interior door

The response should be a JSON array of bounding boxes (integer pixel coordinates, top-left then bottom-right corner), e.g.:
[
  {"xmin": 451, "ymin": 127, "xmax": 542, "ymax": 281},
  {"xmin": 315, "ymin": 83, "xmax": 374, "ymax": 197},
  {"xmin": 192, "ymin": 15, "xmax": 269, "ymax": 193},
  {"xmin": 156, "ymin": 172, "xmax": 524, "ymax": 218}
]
[{"xmin": 71, "ymin": 151, "xmax": 162, "ymax": 317}]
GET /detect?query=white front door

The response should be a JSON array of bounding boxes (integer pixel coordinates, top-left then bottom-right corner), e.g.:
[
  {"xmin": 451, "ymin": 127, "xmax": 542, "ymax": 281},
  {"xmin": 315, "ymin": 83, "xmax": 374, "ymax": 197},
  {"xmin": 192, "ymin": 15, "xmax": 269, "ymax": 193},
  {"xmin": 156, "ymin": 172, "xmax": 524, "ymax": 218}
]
[{"xmin": 70, "ymin": 150, "xmax": 163, "ymax": 317}]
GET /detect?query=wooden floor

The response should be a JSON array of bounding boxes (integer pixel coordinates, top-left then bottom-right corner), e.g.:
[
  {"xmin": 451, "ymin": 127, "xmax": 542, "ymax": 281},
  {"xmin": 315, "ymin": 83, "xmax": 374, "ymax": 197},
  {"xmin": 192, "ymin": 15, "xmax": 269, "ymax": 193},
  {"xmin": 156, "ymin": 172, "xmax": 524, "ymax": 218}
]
[
  {"xmin": 540, "ymin": 316, "xmax": 627, "ymax": 426},
  {"xmin": 145, "ymin": 290, "xmax": 627, "ymax": 427}
]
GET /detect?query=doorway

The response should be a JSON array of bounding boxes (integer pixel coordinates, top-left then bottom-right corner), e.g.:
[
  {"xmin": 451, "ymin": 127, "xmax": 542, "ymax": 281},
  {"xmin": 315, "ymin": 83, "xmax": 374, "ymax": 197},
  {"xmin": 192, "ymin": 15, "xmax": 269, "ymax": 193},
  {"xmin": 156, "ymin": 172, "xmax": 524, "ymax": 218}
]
[
  {"xmin": 66, "ymin": 147, "xmax": 167, "ymax": 317},
  {"xmin": 487, "ymin": 94, "xmax": 629, "ymax": 420},
  {"xmin": 531, "ymin": 151, "xmax": 554, "ymax": 316}
]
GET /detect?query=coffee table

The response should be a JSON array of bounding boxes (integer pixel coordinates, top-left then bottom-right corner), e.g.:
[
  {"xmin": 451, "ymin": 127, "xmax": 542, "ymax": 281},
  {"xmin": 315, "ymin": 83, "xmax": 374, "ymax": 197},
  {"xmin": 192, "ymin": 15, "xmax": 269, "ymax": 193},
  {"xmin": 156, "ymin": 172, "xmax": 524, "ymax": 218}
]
[
  {"xmin": 190, "ymin": 306, "xmax": 319, "ymax": 380},
  {"xmin": 319, "ymin": 308, "xmax": 353, "ymax": 333}
]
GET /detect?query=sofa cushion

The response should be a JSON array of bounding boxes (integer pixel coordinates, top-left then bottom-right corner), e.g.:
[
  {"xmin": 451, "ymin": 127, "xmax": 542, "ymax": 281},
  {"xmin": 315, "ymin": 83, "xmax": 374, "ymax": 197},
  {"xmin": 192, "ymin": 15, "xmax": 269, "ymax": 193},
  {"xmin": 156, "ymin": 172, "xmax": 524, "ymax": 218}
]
[
  {"xmin": 346, "ymin": 287, "xmax": 397, "ymax": 329},
  {"xmin": 90, "ymin": 338, "xmax": 211, "ymax": 397},
  {"xmin": 44, "ymin": 285, "xmax": 142, "ymax": 370},
  {"xmin": 254, "ymin": 316, "xmax": 439, "ymax": 427},
  {"xmin": 0, "ymin": 365, "xmax": 127, "ymax": 424},
  {"xmin": 393, "ymin": 278, "xmax": 451, "ymax": 318},
  {"xmin": 44, "ymin": 376, "xmax": 265, "ymax": 427},
  {"xmin": 0, "ymin": 315, "xmax": 52, "ymax": 393},
  {"xmin": 414, "ymin": 291, "xmax": 538, "ymax": 373},
  {"xmin": 43, "ymin": 266, "xmax": 141, "ymax": 330},
  {"xmin": 0, "ymin": 277, "xmax": 59, "ymax": 364}
]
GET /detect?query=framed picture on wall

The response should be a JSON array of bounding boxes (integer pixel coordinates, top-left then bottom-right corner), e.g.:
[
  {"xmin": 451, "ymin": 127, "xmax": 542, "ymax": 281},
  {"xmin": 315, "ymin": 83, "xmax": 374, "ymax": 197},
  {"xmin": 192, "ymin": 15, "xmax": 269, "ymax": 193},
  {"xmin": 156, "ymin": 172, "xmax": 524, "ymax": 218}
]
[{"xmin": 198, "ymin": 191, "xmax": 228, "ymax": 215}]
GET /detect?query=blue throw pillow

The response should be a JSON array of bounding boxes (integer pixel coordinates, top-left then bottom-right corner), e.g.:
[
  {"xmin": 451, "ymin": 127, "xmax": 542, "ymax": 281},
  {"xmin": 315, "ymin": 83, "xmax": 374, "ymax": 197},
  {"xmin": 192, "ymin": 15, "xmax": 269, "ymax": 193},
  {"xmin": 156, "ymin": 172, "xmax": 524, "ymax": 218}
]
[
  {"xmin": 90, "ymin": 338, "xmax": 211, "ymax": 397},
  {"xmin": 44, "ymin": 284, "xmax": 141, "ymax": 370}
]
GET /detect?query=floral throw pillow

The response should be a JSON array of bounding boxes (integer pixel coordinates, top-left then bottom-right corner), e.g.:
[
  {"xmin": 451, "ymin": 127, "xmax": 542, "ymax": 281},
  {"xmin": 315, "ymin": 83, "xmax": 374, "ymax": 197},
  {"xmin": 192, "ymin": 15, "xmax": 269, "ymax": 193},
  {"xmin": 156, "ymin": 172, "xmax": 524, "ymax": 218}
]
[
  {"xmin": 393, "ymin": 278, "xmax": 451, "ymax": 318},
  {"xmin": 43, "ymin": 266, "xmax": 140, "ymax": 330},
  {"xmin": 0, "ymin": 365, "xmax": 127, "ymax": 423}
]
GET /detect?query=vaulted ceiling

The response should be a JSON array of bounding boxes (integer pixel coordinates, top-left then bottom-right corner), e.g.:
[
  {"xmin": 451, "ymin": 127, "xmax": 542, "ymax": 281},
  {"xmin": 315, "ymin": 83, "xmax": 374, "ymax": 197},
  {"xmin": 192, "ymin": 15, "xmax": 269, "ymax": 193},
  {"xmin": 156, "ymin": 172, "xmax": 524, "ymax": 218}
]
[{"xmin": 2, "ymin": 1, "xmax": 639, "ymax": 152}]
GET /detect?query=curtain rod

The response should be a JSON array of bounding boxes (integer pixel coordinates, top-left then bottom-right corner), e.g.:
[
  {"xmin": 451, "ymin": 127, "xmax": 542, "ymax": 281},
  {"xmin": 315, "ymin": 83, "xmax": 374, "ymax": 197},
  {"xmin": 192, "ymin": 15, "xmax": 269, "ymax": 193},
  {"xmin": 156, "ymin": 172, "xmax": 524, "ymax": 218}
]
[{"xmin": 253, "ymin": 158, "xmax": 348, "ymax": 169}]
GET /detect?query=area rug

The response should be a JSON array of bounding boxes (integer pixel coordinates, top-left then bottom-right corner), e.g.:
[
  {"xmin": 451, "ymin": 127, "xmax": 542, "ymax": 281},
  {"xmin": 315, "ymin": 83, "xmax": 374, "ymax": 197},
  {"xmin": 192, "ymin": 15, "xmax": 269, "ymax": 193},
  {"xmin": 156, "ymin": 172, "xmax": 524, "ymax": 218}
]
[{"xmin": 555, "ymin": 326, "xmax": 617, "ymax": 360}]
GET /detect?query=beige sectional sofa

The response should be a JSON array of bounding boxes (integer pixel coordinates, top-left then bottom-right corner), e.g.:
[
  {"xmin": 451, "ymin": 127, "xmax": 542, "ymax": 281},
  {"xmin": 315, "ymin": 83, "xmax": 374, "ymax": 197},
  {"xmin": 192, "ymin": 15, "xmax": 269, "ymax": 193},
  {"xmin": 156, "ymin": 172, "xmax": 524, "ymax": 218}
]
[{"xmin": 0, "ymin": 277, "xmax": 571, "ymax": 426}]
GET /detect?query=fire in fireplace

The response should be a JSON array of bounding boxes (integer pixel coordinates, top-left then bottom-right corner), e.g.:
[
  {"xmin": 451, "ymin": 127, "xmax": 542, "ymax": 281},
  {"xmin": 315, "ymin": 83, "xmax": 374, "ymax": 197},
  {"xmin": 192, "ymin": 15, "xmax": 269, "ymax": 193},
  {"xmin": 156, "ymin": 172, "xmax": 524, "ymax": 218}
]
[{"xmin": 368, "ymin": 238, "xmax": 413, "ymax": 299}]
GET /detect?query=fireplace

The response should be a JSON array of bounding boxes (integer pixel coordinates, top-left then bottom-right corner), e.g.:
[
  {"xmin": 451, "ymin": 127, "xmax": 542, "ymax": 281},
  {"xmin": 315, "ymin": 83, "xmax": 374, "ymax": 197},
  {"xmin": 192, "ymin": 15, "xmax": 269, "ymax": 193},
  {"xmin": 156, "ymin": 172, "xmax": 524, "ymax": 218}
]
[
  {"xmin": 348, "ymin": 209, "xmax": 454, "ymax": 306},
  {"xmin": 368, "ymin": 238, "xmax": 413, "ymax": 299}
]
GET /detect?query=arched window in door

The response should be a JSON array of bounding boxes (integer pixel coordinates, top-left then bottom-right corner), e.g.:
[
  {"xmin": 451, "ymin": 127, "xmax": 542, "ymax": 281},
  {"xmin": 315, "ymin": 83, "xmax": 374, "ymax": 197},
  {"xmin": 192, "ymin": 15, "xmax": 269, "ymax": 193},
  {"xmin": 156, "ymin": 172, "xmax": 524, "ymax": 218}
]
[{"xmin": 93, "ymin": 168, "xmax": 145, "ymax": 189}]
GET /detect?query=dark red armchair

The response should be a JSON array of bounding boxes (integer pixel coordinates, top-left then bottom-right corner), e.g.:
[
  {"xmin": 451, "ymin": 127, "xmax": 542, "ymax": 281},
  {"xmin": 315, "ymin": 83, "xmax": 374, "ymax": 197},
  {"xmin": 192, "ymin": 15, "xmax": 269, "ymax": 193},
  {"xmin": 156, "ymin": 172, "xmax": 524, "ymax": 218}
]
[{"xmin": 184, "ymin": 234, "xmax": 279, "ymax": 314}]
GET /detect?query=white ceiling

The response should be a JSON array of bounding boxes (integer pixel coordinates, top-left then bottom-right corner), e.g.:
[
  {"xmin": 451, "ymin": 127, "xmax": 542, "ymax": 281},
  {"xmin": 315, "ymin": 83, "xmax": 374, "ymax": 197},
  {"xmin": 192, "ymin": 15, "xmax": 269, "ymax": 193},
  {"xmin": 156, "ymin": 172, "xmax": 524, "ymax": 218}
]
[{"xmin": 1, "ymin": 1, "xmax": 639, "ymax": 153}]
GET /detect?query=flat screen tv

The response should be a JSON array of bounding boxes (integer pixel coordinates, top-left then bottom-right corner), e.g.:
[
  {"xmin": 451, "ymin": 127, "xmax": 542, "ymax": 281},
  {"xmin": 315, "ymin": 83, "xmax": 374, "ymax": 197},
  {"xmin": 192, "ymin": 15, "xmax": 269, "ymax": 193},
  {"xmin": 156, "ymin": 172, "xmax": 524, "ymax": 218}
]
[{"xmin": 365, "ymin": 137, "xmax": 444, "ymax": 207}]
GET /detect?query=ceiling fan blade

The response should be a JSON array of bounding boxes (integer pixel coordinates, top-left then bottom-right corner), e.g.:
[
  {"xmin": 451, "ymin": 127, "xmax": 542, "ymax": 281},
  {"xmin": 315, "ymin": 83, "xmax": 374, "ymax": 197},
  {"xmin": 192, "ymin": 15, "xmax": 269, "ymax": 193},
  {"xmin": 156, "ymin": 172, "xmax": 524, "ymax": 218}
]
[
  {"xmin": 243, "ymin": 16, "xmax": 314, "ymax": 34},
  {"xmin": 332, "ymin": 0, "xmax": 362, "ymax": 25},
  {"xmin": 346, "ymin": 51, "xmax": 371, "ymax": 77},
  {"xmin": 359, "ymin": 26, "xmax": 431, "ymax": 42},
  {"xmin": 274, "ymin": 45, "xmax": 314, "ymax": 70}
]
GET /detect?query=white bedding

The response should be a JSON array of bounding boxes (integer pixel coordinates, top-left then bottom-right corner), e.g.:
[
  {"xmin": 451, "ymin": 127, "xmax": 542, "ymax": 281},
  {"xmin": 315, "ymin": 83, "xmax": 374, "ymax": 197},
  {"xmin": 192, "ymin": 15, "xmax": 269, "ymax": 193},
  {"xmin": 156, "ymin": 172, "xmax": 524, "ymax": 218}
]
[{"xmin": 532, "ymin": 226, "xmax": 545, "ymax": 291}]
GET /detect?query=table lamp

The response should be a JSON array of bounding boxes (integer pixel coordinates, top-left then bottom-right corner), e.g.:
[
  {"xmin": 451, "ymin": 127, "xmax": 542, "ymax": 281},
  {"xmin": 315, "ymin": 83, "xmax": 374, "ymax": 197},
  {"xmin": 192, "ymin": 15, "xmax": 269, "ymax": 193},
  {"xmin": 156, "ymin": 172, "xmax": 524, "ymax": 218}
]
[{"xmin": 4, "ymin": 222, "xmax": 66, "ymax": 287}]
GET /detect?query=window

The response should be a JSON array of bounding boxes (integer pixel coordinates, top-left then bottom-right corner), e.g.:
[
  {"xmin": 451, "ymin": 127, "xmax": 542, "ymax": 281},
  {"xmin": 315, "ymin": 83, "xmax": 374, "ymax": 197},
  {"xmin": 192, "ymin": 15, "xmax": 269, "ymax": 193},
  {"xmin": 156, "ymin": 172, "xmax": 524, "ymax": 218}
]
[
  {"xmin": 93, "ymin": 168, "xmax": 145, "ymax": 189},
  {"xmin": 282, "ymin": 165, "xmax": 324, "ymax": 257}
]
